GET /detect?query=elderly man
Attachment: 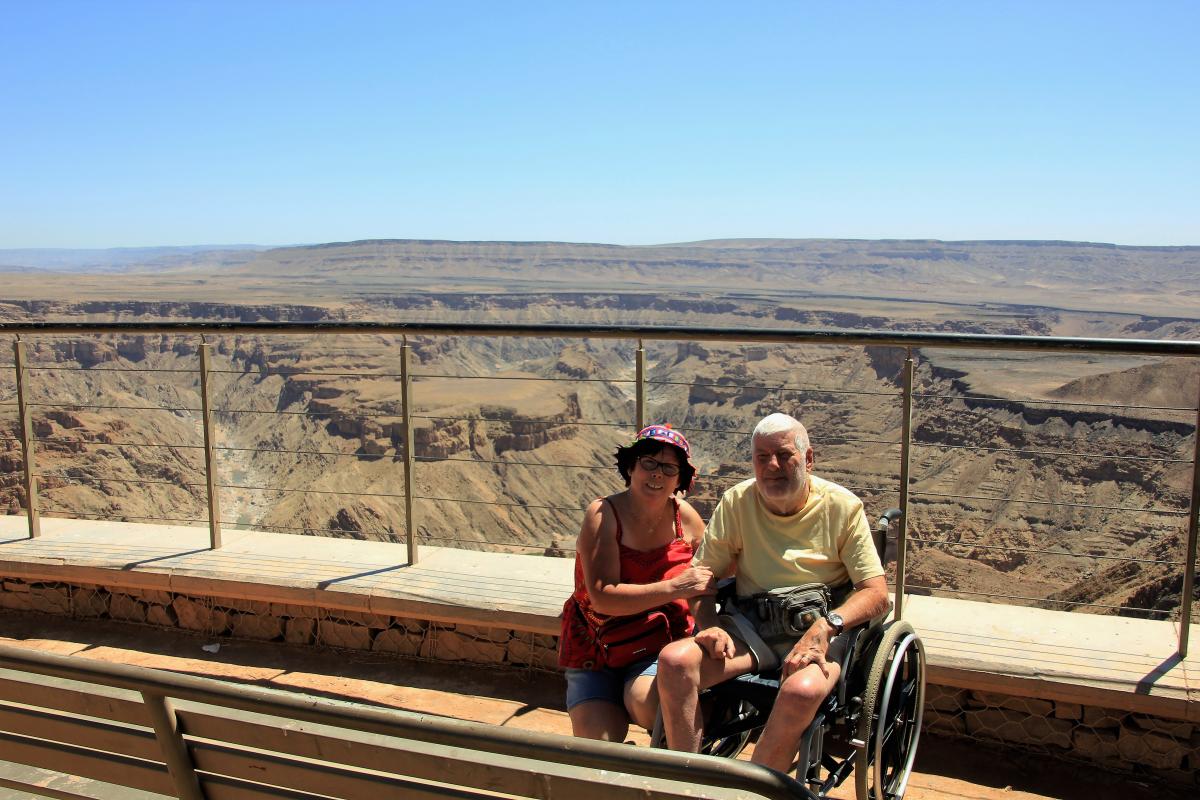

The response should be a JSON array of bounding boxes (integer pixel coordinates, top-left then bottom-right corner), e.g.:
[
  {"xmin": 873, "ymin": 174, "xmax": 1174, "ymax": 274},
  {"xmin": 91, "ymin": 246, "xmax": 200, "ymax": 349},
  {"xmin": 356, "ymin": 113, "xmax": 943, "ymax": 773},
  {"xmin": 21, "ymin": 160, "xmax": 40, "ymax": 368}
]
[{"xmin": 656, "ymin": 413, "xmax": 889, "ymax": 773}]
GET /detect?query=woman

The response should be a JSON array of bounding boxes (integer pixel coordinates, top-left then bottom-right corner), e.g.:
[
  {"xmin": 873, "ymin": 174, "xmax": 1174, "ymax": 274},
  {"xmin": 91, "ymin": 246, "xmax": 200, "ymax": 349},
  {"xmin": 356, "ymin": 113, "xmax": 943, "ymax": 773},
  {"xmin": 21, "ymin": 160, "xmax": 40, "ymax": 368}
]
[{"xmin": 559, "ymin": 424, "xmax": 716, "ymax": 741}]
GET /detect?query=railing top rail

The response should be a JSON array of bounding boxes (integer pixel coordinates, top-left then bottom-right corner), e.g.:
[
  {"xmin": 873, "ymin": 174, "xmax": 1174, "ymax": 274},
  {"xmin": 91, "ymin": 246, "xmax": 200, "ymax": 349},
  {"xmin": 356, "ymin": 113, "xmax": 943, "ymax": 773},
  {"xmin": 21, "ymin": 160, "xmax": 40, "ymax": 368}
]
[
  {"xmin": 3, "ymin": 320, "xmax": 1199, "ymax": 357},
  {"xmin": 0, "ymin": 642, "xmax": 811, "ymax": 800}
]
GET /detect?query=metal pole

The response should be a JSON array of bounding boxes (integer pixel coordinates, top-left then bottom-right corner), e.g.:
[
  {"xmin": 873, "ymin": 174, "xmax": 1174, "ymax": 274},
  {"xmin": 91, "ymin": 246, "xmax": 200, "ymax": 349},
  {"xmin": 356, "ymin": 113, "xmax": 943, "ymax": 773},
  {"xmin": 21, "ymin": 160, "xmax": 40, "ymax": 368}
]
[
  {"xmin": 1179, "ymin": 374, "xmax": 1200, "ymax": 657},
  {"xmin": 12, "ymin": 338, "xmax": 39, "ymax": 538},
  {"xmin": 401, "ymin": 336, "xmax": 418, "ymax": 565},
  {"xmin": 141, "ymin": 691, "xmax": 205, "ymax": 800},
  {"xmin": 635, "ymin": 339, "xmax": 646, "ymax": 430},
  {"xmin": 198, "ymin": 340, "xmax": 222, "ymax": 549},
  {"xmin": 894, "ymin": 349, "xmax": 914, "ymax": 621}
]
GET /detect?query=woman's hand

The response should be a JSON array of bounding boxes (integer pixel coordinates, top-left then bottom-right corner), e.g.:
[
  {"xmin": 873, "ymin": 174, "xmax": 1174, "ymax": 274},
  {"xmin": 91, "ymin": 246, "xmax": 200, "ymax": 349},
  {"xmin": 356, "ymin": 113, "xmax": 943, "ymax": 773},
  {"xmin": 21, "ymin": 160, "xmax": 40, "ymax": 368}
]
[{"xmin": 669, "ymin": 565, "xmax": 717, "ymax": 598}]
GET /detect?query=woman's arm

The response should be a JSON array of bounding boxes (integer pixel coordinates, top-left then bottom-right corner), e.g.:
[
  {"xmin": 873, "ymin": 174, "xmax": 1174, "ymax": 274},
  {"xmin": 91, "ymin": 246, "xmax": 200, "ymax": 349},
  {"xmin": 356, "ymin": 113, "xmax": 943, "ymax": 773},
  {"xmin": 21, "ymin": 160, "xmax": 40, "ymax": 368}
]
[
  {"xmin": 677, "ymin": 499, "xmax": 706, "ymax": 549},
  {"xmin": 578, "ymin": 498, "xmax": 714, "ymax": 616}
]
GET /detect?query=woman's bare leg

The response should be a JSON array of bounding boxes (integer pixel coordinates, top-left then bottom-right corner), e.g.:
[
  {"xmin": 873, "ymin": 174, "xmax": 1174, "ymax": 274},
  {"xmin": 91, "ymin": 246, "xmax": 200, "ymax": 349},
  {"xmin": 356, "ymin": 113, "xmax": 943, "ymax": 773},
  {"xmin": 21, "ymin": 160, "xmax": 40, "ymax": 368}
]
[{"xmin": 569, "ymin": 699, "xmax": 630, "ymax": 741}]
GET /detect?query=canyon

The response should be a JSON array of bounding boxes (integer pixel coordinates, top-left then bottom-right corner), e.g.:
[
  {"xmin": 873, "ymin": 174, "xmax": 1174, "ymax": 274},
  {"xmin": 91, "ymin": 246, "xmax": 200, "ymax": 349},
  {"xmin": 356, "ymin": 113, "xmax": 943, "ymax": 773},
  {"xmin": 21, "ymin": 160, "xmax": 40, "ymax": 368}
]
[{"xmin": 0, "ymin": 238, "xmax": 1196, "ymax": 622}]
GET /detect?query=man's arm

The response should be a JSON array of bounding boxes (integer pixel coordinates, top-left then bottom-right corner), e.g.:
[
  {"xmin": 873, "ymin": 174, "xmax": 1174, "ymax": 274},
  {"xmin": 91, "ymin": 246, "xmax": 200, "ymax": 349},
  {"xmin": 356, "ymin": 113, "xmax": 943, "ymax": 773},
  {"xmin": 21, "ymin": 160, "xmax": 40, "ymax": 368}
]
[
  {"xmin": 831, "ymin": 575, "xmax": 889, "ymax": 630},
  {"xmin": 690, "ymin": 594, "xmax": 719, "ymax": 632}
]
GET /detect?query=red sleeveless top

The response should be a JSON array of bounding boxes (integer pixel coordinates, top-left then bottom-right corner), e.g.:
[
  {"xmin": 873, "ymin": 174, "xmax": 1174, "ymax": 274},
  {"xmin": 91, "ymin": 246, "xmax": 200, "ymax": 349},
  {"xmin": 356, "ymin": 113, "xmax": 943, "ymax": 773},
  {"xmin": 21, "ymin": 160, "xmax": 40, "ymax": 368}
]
[{"xmin": 558, "ymin": 497, "xmax": 696, "ymax": 669}]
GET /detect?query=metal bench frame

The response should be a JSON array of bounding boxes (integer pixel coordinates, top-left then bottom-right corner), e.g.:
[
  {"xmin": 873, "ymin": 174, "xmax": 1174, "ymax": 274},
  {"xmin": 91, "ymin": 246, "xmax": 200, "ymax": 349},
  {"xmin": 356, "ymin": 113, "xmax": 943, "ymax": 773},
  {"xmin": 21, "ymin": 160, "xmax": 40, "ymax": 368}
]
[{"xmin": 0, "ymin": 642, "xmax": 814, "ymax": 800}]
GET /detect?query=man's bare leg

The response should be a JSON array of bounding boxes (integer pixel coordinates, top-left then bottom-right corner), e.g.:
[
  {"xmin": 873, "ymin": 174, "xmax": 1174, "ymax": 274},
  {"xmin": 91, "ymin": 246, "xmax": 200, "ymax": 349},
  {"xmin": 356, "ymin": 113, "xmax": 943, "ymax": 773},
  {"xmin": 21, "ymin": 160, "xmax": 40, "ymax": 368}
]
[
  {"xmin": 751, "ymin": 661, "xmax": 841, "ymax": 772},
  {"xmin": 656, "ymin": 637, "xmax": 755, "ymax": 752}
]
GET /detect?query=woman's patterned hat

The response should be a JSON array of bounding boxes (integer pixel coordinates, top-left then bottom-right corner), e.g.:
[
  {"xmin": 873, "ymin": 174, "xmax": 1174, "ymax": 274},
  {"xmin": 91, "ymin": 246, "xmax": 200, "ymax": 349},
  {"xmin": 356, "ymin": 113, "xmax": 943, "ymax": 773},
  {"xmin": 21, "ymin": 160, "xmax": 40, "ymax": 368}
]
[
  {"xmin": 632, "ymin": 424, "xmax": 691, "ymax": 456},
  {"xmin": 629, "ymin": 423, "xmax": 696, "ymax": 492}
]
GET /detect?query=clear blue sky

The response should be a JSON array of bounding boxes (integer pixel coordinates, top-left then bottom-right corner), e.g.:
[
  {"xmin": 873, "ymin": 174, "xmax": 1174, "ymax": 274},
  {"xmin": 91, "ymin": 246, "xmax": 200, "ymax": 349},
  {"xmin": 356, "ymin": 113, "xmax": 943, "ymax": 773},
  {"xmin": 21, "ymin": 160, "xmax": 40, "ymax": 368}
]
[{"xmin": 2, "ymin": 1, "xmax": 1197, "ymax": 248}]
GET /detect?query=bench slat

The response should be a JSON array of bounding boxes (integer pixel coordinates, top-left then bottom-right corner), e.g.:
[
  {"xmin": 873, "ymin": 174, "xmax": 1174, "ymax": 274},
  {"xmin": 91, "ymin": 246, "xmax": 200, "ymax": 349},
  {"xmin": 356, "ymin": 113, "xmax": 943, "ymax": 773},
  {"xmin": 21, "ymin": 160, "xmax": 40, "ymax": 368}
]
[
  {"xmin": 0, "ymin": 774, "xmax": 106, "ymax": 800},
  {"xmin": 199, "ymin": 772, "xmax": 360, "ymax": 800},
  {"xmin": 180, "ymin": 707, "xmax": 573, "ymax": 799},
  {"xmin": 0, "ymin": 730, "xmax": 174, "ymax": 796},
  {"xmin": 0, "ymin": 702, "xmax": 161, "ymax": 762},
  {"xmin": 190, "ymin": 740, "xmax": 520, "ymax": 800},
  {"xmin": 0, "ymin": 669, "xmax": 149, "ymax": 727},
  {"xmin": 179, "ymin": 708, "xmax": 742, "ymax": 800}
]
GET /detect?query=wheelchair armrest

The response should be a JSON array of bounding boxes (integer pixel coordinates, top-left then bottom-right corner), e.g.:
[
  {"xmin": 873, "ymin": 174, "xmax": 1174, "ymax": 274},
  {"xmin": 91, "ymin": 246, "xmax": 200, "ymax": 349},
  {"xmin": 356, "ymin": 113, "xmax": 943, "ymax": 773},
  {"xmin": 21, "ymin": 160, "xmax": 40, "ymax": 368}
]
[
  {"xmin": 833, "ymin": 624, "xmax": 867, "ymax": 708},
  {"xmin": 713, "ymin": 577, "xmax": 738, "ymax": 614}
]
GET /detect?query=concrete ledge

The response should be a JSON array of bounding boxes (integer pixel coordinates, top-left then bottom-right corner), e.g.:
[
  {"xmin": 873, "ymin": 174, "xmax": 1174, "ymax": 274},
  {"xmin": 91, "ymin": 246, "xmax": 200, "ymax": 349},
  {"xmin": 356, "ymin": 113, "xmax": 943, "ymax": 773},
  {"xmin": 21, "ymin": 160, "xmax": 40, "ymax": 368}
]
[
  {"xmin": 0, "ymin": 516, "xmax": 569, "ymax": 635},
  {"xmin": 1, "ymin": 515, "xmax": 1197, "ymax": 722},
  {"xmin": 908, "ymin": 593, "xmax": 1199, "ymax": 723}
]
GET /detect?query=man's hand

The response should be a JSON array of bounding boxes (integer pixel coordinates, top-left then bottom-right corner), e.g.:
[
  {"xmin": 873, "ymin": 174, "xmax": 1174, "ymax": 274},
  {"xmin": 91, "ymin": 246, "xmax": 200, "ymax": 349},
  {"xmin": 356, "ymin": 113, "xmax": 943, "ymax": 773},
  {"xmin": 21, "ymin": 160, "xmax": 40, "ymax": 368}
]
[
  {"xmin": 781, "ymin": 619, "xmax": 834, "ymax": 680},
  {"xmin": 695, "ymin": 625, "xmax": 736, "ymax": 660}
]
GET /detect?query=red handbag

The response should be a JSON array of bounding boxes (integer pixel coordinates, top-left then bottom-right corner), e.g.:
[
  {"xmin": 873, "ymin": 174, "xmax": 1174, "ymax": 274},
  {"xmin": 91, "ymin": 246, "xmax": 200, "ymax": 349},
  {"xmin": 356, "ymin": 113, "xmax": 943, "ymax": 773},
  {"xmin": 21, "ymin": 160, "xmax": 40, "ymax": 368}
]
[{"xmin": 587, "ymin": 607, "xmax": 673, "ymax": 669}]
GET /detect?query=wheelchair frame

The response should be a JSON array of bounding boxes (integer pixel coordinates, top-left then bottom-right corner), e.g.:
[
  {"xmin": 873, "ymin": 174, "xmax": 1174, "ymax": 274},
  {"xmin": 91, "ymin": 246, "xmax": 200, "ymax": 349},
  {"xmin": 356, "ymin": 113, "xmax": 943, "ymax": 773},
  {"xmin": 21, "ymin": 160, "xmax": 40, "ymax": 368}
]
[{"xmin": 653, "ymin": 510, "xmax": 926, "ymax": 800}]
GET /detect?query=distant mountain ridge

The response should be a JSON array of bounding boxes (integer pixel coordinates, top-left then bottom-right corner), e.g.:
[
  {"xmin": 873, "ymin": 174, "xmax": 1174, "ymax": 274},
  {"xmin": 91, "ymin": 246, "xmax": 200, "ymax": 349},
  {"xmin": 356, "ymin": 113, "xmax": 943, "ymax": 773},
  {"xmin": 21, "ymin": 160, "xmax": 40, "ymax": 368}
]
[
  {"xmin": 674, "ymin": 237, "xmax": 1200, "ymax": 251},
  {"xmin": 0, "ymin": 245, "xmax": 275, "ymax": 273},
  {"xmin": 226, "ymin": 238, "xmax": 1200, "ymax": 318},
  {"xmin": 2, "ymin": 238, "xmax": 1197, "ymax": 319}
]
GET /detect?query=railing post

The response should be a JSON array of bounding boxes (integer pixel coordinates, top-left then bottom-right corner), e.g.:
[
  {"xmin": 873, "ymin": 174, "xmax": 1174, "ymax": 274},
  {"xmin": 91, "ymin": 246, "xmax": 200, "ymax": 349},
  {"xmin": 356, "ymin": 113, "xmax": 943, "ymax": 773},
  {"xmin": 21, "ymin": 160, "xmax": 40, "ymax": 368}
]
[
  {"xmin": 1179, "ymin": 374, "xmax": 1200, "ymax": 657},
  {"xmin": 12, "ymin": 338, "xmax": 39, "ymax": 538},
  {"xmin": 635, "ymin": 339, "xmax": 646, "ymax": 430},
  {"xmin": 141, "ymin": 691, "xmax": 205, "ymax": 800},
  {"xmin": 401, "ymin": 336, "xmax": 418, "ymax": 565},
  {"xmin": 198, "ymin": 339, "xmax": 222, "ymax": 549},
  {"xmin": 894, "ymin": 348, "xmax": 914, "ymax": 621}
]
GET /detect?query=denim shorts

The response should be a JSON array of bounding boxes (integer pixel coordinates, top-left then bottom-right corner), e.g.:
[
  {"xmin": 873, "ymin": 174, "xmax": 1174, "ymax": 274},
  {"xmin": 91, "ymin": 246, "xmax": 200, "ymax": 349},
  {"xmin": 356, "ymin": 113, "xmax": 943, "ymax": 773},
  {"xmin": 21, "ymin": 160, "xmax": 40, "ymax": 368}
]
[{"xmin": 564, "ymin": 658, "xmax": 658, "ymax": 710}]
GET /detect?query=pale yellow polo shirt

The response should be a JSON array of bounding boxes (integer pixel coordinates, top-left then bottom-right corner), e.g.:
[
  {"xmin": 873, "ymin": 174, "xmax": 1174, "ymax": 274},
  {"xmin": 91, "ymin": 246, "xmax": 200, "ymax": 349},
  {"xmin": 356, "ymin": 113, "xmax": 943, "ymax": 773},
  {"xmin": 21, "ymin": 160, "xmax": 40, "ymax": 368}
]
[{"xmin": 694, "ymin": 475, "xmax": 884, "ymax": 597}]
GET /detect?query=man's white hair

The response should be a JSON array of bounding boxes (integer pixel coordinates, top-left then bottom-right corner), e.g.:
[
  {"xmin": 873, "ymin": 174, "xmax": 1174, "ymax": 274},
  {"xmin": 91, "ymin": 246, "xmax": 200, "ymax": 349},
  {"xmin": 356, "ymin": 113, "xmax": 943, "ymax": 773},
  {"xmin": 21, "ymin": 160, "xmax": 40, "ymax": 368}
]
[{"xmin": 752, "ymin": 413, "xmax": 810, "ymax": 450}]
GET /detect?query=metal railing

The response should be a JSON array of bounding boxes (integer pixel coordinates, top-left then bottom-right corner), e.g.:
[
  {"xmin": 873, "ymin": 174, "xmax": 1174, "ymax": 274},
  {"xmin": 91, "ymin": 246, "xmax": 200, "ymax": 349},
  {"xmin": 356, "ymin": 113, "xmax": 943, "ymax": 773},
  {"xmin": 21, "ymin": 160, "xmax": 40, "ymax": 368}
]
[{"xmin": 1, "ymin": 321, "xmax": 1197, "ymax": 657}]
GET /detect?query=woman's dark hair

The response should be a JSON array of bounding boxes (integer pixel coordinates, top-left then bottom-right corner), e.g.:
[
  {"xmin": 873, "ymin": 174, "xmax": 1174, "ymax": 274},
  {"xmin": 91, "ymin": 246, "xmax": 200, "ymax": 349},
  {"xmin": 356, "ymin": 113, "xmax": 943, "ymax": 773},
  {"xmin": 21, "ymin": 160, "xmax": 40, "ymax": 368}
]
[{"xmin": 614, "ymin": 439, "xmax": 695, "ymax": 494}]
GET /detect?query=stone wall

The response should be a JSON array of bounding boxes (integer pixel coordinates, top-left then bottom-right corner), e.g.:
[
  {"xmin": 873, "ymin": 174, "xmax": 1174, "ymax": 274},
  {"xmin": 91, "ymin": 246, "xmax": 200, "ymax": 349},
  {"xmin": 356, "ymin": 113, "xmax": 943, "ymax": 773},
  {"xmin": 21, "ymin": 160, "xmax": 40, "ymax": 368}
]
[
  {"xmin": 0, "ymin": 577, "xmax": 559, "ymax": 671},
  {"xmin": 925, "ymin": 684, "xmax": 1197, "ymax": 789}
]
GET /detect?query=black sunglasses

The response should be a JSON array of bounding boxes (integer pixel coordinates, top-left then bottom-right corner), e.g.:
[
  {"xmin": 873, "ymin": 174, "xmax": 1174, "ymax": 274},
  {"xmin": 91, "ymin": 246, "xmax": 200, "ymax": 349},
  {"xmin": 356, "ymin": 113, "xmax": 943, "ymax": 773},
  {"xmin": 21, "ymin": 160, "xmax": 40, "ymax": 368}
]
[{"xmin": 637, "ymin": 456, "xmax": 681, "ymax": 477}]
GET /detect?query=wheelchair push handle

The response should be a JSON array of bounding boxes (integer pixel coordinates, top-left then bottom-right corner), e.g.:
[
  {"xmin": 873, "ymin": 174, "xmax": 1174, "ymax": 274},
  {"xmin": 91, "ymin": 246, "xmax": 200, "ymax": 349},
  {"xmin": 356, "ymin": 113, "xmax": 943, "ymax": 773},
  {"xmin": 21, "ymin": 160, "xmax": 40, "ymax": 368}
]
[
  {"xmin": 872, "ymin": 508, "xmax": 902, "ymax": 563},
  {"xmin": 876, "ymin": 508, "xmax": 903, "ymax": 531}
]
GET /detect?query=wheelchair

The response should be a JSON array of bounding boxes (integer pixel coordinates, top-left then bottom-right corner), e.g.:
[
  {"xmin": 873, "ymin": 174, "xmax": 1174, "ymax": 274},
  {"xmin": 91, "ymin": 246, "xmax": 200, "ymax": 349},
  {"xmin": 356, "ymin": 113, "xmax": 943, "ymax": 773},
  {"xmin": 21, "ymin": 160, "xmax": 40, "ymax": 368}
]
[{"xmin": 652, "ymin": 510, "xmax": 926, "ymax": 800}]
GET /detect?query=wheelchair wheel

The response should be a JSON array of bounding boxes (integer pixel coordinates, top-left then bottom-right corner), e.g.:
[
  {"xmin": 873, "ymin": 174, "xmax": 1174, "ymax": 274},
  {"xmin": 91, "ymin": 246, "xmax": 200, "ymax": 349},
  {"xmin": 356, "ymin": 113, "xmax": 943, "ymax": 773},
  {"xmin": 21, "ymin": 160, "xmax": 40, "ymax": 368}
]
[
  {"xmin": 699, "ymin": 697, "xmax": 753, "ymax": 759},
  {"xmin": 648, "ymin": 691, "xmax": 755, "ymax": 759},
  {"xmin": 854, "ymin": 620, "xmax": 925, "ymax": 800}
]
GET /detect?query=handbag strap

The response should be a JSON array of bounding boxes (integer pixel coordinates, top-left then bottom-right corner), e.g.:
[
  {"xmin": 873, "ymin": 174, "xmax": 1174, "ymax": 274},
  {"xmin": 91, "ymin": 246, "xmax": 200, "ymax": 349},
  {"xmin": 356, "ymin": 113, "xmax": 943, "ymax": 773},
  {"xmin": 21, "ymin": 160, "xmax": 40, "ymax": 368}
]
[{"xmin": 578, "ymin": 595, "xmax": 607, "ymax": 632}]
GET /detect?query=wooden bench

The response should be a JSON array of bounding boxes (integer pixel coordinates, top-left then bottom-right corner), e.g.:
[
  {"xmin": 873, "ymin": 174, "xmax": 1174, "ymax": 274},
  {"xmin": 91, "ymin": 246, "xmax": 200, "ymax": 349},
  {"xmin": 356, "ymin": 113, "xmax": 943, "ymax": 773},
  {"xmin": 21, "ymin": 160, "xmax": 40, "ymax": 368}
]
[{"xmin": 0, "ymin": 643, "xmax": 810, "ymax": 800}]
